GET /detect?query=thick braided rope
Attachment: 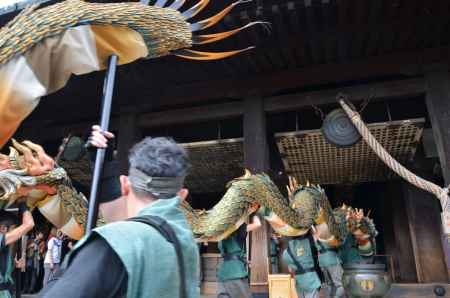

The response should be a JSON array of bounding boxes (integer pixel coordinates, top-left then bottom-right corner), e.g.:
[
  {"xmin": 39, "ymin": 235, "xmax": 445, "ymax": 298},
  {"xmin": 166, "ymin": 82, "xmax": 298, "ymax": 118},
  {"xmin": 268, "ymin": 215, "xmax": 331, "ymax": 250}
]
[
  {"xmin": 0, "ymin": 0, "xmax": 192, "ymax": 64},
  {"xmin": 339, "ymin": 99, "xmax": 450, "ymax": 210}
]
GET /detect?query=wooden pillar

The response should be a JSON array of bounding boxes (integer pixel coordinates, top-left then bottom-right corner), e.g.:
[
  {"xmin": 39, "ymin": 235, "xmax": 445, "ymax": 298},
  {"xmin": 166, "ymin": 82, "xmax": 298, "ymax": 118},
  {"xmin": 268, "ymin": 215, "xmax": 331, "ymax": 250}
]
[
  {"xmin": 244, "ymin": 96, "xmax": 270, "ymax": 293},
  {"xmin": 117, "ymin": 109, "xmax": 141, "ymax": 174},
  {"xmin": 386, "ymin": 182, "xmax": 417, "ymax": 282},
  {"xmin": 402, "ymin": 181, "xmax": 448, "ymax": 282},
  {"xmin": 425, "ymin": 69, "xmax": 450, "ymax": 184},
  {"xmin": 425, "ymin": 69, "xmax": 450, "ymax": 278},
  {"xmin": 378, "ymin": 190, "xmax": 400, "ymax": 282}
]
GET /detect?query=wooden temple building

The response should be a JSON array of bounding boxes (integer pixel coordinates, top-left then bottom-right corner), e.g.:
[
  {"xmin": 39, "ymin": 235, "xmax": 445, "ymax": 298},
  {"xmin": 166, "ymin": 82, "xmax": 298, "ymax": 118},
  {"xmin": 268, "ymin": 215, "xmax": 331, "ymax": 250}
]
[{"xmin": 2, "ymin": 0, "xmax": 450, "ymax": 296}]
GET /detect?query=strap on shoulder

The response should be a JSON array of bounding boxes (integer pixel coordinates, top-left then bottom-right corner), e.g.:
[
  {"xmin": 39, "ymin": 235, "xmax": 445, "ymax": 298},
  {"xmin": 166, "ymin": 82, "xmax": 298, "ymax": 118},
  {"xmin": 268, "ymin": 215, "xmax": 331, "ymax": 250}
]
[
  {"xmin": 128, "ymin": 215, "xmax": 187, "ymax": 298},
  {"xmin": 286, "ymin": 241, "xmax": 306, "ymax": 274}
]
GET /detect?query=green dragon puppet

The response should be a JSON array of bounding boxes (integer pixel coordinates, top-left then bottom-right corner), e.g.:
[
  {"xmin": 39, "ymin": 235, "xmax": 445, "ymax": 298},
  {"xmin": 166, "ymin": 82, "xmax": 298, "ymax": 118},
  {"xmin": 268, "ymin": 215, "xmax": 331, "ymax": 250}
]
[{"xmin": 182, "ymin": 171, "xmax": 377, "ymax": 247}]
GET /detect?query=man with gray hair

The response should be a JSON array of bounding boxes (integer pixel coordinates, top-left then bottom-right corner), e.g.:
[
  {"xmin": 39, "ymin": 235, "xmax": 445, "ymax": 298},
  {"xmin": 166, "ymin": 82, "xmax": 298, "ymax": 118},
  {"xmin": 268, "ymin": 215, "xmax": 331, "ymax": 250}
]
[{"xmin": 39, "ymin": 125, "xmax": 200, "ymax": 298}]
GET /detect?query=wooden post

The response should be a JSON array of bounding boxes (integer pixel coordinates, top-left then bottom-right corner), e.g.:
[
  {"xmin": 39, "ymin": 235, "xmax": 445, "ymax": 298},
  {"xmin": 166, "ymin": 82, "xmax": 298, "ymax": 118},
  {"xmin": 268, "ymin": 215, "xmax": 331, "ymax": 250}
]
[
  {"xmin": 387, "ymin": 182, "xmax": 418, "ymax": 282},
  {"xmin": 425, "ymin": 69, "xmax": 450, "ymax": 183},
  {"xmin": 402, "ymin": 181, "xmax": 449, "ymax": 282},
  {"xmin": 425, "ymin": 69, "xmax": 450, "ymax": 278},
  {"xmin": 117, "ymin": 109, "xmax": 141, "ymax": 174},
  {"xmin": 244, "ymin": 96, "xmax": 270, "ymax": 293}
]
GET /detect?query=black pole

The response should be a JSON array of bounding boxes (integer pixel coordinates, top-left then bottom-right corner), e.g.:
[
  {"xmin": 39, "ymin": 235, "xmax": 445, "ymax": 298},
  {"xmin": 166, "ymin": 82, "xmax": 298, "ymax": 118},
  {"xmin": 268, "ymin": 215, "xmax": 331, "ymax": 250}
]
[
  {"xmin": 86, "ymin": 55, "xmax": 118, "ymax": 233},
  {"xmin": 85, "ymin": 0, "xmax": 149, "ymax": 232},
  {"xmin": 15, "ymin": 208, "xmax": 23, "ymax": 298}
]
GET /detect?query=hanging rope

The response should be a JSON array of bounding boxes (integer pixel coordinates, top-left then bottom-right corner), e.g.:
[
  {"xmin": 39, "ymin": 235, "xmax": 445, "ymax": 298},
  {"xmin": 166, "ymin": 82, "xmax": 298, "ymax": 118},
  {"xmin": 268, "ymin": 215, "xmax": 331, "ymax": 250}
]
[{"xmin": 338, "ymin": 94, "xmax": 450, "ymax": 212}]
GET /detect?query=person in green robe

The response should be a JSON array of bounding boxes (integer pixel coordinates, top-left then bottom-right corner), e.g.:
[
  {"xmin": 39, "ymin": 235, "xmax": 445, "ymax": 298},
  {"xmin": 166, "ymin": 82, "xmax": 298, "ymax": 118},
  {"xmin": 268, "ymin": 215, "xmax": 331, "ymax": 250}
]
[
  {"xmin": 39, "ymin": 126, "xmax": 201, "ymax": 298},
  {"xmin": 338, "ymin": 209, "xmax": 375, "ymax": 267},
  {"xmin": 314, "ymin": 235, "xmax": 344, "ymax": 298},
  {"xmin": 282, "ymin": 232, "xmax": 321, "ymax": 298},
  {"xmin": 217, "ymin": 212, "xmax": 261, "ymax": 298},
  {"xmin": 0, "ymin": 207, "xmax": 35, "ymax": 298},
  {"xmin": 269, "ymin": 234, "xmax": 280, "ymax": 274},
  {"xmin": 338, "ymin": 234, "xmax": 375, "ymax": 267}
]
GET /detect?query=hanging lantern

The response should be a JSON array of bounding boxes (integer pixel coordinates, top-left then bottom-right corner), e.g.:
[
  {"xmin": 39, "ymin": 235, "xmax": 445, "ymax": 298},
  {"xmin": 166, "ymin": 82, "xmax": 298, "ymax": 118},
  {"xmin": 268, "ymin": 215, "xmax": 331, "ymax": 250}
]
[{"xmin": 321, "ymin": 108, "xmax": 361, "ymax": 147}]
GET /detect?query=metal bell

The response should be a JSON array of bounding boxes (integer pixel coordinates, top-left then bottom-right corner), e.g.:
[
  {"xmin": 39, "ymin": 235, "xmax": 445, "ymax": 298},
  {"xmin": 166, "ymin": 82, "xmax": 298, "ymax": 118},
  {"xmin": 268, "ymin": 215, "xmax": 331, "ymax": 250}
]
[{"xmin": 321, "ymin": 108, "xmax": 361, "ymax": 147}]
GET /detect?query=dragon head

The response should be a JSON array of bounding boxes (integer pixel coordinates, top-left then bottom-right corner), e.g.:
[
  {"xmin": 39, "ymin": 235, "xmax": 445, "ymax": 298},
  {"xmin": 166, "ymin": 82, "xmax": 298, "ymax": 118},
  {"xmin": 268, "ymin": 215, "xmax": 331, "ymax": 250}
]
[
  {"xmin": 287, "ymin": 177, "xmax": 342, "ymax": 245},
  {"xmin": 337, "ymin": 204, "xmax": 378, "ymax": 239},
  {"xmin": 0, "ymin": 139, "xmax": 91, "ymax": 240},
  {"xmin": 0, "ymin": 139, "xmax": 62, "ymax": 208}
]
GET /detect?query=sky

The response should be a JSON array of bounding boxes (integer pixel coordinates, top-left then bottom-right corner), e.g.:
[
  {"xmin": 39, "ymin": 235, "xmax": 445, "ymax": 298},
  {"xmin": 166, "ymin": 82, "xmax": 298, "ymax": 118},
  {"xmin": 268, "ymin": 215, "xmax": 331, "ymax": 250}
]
[
  {"xmin": 0, "ymin": 0, "xmax": 49, "ymax": 13},
  {"xmin": 0, "ymin": 0, "xmax": 26, "ymax": 8}
]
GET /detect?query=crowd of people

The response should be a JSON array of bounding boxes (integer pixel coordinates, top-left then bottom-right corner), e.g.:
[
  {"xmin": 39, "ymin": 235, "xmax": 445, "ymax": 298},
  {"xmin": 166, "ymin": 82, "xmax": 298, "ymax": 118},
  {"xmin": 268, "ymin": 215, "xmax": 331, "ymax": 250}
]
[
  {"xmin": 27, "ymin": 228, "xmax": 75, "ymax": 293},
  {"xmin": 0, "ymin": 217, "xmax": 75, "ymax": 298}
]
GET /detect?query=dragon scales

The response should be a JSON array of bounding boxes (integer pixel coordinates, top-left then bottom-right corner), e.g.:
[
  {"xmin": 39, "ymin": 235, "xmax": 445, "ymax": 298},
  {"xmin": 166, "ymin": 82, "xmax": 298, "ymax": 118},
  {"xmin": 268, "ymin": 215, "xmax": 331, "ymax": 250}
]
[{"xmin": 181, "ymin": 171, "xmax": 377, "ymax": 244}]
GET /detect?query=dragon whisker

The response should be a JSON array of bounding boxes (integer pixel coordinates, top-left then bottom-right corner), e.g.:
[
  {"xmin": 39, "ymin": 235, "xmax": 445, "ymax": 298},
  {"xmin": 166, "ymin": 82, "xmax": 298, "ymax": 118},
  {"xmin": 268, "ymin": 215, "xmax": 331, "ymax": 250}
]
[
  {"xmin": 154, "ymin": 0, "xmax": 168, "ymax": 8},
  {"xmin": 173, "ymin": 47, "xmax": 254, "ymax": 61},
  {"xmin": 189, "ymin": 0, "xmax": 252, "ymax": 32},
  {"xmin": 169, "ymin": 0, "xmax": 186, "ymax": 10},
  {"xmin": 182, "ymin": 0, "xmax": 209, "ymax": 20},
  {"xmin": 192, "ymin": 21, "xmax": 268, "ymax": 45}
]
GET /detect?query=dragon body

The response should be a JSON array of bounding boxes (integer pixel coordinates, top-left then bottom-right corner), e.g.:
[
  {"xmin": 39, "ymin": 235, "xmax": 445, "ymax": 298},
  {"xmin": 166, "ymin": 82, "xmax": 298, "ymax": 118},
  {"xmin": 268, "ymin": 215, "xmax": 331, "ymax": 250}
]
[
  {"xmin": 180, "ymin": 171, "xmax": 377, "ymax": 245},
  {"xmin": 0, "ymin": 0, "xmax": 268, "ymax": 149},
  {"xmin": 0, "ymin": 141, "xmax": 376, "ymax": 247},
  {"xmin": 0, "ymin": 0, "xmax": 265, "ymax": 65}
]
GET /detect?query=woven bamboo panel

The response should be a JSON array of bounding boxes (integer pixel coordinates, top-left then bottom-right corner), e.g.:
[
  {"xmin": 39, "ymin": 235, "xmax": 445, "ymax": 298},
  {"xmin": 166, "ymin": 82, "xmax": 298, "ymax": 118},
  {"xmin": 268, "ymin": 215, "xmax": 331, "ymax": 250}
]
[
  {"xmin": 275, "ymin": 118, "xmax": 425, "ymax": 185},
  {"xmin": 182, "ymin": 138, "xmax": 244, "ymax": 193}
]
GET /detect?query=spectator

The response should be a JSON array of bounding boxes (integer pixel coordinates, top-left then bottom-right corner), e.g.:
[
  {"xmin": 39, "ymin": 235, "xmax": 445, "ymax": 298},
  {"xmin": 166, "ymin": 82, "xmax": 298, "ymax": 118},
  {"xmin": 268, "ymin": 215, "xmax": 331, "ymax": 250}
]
[
  {"xmin": 43, "ymin": 228, "xmax": 62, "ymax": 286},
  {"xmin": 0, "ymin": 206, "xmax": 35, "ymax": 298},
  {"xmin": 35, "ymin": 232, "xmax": 46, "ymax": 292},
  {"xmin": 60, "ymin": 236, "xmax": 75, "ymax": 262}
]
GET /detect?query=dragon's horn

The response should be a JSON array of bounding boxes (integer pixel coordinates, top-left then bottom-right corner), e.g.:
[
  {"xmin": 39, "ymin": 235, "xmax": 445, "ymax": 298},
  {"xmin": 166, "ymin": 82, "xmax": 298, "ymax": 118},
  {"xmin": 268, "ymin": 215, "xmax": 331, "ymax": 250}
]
[
  {"xmin": 182, "ymin": 0, "xmax": 209, "ymax": 20},
  {"xmin": 12, "ymin": 139, "xmax": 35, "ymax": 156},
  {"xmin": 13, "ymin": 139, "xmax": 40, "ymax": 169},
  {"xmin": 173, "ymin": 47, "xmax": 254, "ymax": 61},
  {"xmin": 11, "ymin": 139, "xmax": 27, "ymax": 153},
  {"xmin": 190, "ymin": 0, "xmax": 251, "ymax": 32},
  {"xmin": 8, "ymin": 146, "xmax": 22, "ymax": 170},
  {"xmin": 306, "ymin": 180, "xmax": 310, "ymax": 187},
  {"xmin": 193, "ymin": 22, "xmax": 267, "ymax": 45},
  {"xmin": 21, "ymin": 140, "xmax": 42, "ymax": 153},
  {"xmin": 286, "ymin": 185, "xmax": 292, "ymax": 197},
  {"xmin": 169, "ymin": 0, "xmax": 185, "ymax": 10},
  {"xmin": 22, "ymin": 140, "xmax": 55, "ymax": 169},
  {"xmin": 154, "ymin": 0, "xmax": 168, "ymax": 8}
]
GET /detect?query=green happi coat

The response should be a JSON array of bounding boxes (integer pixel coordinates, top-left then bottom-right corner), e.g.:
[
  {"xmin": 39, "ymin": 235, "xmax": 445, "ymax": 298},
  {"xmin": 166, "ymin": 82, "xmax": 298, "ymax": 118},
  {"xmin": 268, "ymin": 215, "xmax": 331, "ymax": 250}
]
[
  {"xmin": 338, "ymin": 234, "xmax": 374, "ymax": 266},
  {"xmin": 0, "ymin": 235, "xmax": 13, "ymax": 298},
  {"xmin": 69, "ymin": 197, "xmax": 200, "ymax": 298},
  {"xmin": 282, "ymin": 238, "xmax": 321, "ymax": 294},
  {"xmin": 315, "ymin": 240, "xmax": 340, "ymax": 268},
  {"xmin": 217, "ymin": 232, "xmax": 248, "ymax": 282}
]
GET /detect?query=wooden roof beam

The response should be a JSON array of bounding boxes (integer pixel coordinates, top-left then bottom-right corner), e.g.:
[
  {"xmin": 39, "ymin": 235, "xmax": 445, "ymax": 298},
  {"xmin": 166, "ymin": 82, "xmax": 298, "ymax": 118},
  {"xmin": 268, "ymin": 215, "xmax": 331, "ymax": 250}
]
[
  {"xmin": 264, "ymin": 77, "xmax": 425, "ymax": 113},
  {"xmin": 146, "ymin": 46, "xmax": 449, "ymax": 104},
  {"xmin": 17, "ymin": 77, "xmax": 427, "ymax": 139},
  {"xmin": 137, "ymin": 77, "xmax": 425, "ymax": 128}
]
